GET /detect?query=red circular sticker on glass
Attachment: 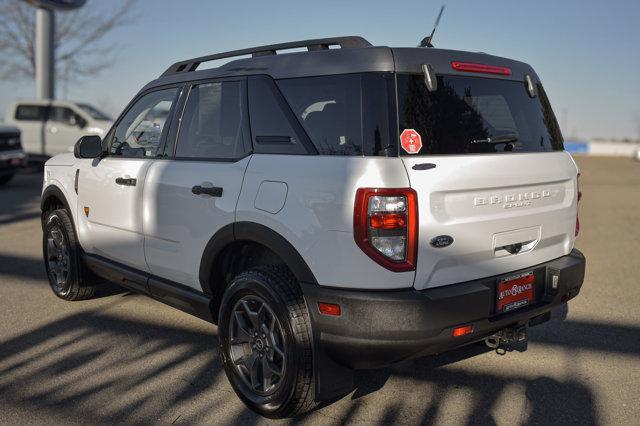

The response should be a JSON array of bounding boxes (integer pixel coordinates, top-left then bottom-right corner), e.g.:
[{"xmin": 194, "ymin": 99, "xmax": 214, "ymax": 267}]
[{"xmin": 400, "ymin": 129, "xmax": 423, "ymax": 154}]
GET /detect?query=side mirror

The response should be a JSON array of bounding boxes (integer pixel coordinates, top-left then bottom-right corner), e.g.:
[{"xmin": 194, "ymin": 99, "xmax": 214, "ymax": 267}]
[{"xmin": 74, "ymin": 135, "xmax": 104, "ymax": 159}]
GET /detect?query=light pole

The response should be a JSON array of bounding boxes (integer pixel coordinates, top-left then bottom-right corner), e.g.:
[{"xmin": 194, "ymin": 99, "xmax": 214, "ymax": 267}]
[
  {"xmin": 24, "ymin": 0, "xmax": 87, "ymax": 100},
  {"xmin": 35, "ymin": 7, "xmax": 55, "ymax": 99}
]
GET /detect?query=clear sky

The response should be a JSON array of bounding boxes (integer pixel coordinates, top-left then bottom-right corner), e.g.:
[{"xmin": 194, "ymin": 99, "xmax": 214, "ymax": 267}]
[{"xmin": 1, "ymin": 0, "xmax": 639, "ymax": 140}]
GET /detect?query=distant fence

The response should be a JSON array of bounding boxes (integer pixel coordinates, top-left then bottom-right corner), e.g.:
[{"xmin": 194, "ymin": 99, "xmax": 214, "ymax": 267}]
[{"xmin": 564, "ymin": 140, "xmax": 640, "ymax": 158}]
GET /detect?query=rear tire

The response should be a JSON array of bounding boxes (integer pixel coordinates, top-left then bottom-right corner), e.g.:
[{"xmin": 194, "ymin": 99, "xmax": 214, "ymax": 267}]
[
  {"xmin": 43, "ymin": 209, "xmax": 96, "ymax": 301},
  {"xmin": 218, "ymin": 266, "xmax": 315, "ymax": 418},
  {"xmin": 0, "ymin": 174, "xmax": 14, "ymax": 186}
]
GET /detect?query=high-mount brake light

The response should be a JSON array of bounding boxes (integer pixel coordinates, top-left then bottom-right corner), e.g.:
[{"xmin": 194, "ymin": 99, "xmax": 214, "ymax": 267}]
[
  {"xmin": 354, "ymin": 188, "xmax": 418, "ymax": 272},
  {"xmin": 451, "ymin": 61, "xmax": 512, "ymax": 76}
]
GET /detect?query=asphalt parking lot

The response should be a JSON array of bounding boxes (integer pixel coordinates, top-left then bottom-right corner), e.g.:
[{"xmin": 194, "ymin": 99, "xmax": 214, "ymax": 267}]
[{"xmin": 0, "ymin": 156, "xmax": 638, "ymax": 425}]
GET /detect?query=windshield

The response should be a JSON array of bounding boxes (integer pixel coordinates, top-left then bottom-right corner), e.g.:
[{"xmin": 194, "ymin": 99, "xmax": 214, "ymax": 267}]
[
  {"xmin": 77, "ymin": 103, "xmax": 112, "ymax": 121},
  {"xmin": 396, "ymin": 75, "xmax": 563, "ymax": 155}
]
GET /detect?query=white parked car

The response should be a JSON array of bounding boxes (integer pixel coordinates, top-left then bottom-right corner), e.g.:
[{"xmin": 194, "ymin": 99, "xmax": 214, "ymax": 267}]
[
  {"xmin": 40, "ymin": 36, "xmax": 586, "ymax": 418},
  {"xmin": 5, "ymin": 100, "xmax": 113, "ymax": 159}
]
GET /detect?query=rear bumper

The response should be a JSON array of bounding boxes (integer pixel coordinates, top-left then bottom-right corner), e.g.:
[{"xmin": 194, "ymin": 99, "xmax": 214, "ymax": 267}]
[
  {"xmin": 0, "ymin": 150, "xmax": 27, "ymax": 175},
  {"xmin": 302, "ymin": 248, "xmax": 585, "ymax": 370}
]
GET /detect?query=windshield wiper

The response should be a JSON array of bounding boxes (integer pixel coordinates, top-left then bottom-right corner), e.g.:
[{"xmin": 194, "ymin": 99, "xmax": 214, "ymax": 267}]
[{"xmin": 470, "ymin": 134, "xmax": 519, "ymax": 145}]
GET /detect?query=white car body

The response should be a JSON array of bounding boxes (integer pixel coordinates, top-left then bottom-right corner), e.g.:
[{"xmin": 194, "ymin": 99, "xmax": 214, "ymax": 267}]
[
  {"xmin": 39, "ymin": 38, "xmax": 587, "ymax": 415},
  {"xmin": 43, "ymin": 149, "xmax": 578, "ymax": 291}
]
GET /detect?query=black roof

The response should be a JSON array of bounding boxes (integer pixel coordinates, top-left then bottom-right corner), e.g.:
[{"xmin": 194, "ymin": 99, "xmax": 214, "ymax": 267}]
[{"xmin": 142, "ymin": 36, "xmax": 538, "ymax": 92}]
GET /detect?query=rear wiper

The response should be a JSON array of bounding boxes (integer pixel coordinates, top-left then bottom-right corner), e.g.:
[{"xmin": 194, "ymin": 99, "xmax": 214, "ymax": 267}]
[{"xmin": 470, "ymin": 134, "xmax": 519, "ymax": 145}]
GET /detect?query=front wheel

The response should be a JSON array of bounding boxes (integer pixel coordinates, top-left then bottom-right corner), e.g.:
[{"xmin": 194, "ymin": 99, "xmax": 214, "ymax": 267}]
[
  {"xmin": 43, "ymin": 209, "xmax": 96, "ymax": 301},
  {"xmin": 218, "ymin": 267, "xmax": 315, "ymax": 418}
]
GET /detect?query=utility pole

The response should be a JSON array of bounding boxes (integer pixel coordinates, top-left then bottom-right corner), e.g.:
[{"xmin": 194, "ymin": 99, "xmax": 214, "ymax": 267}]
[
  {"xmin": 25, "ymin": 0, "xmax": 87, "ymax": 100},
  {"xmin": 35, "ymin": 7, "xmax": 55, "ymax": 100}
]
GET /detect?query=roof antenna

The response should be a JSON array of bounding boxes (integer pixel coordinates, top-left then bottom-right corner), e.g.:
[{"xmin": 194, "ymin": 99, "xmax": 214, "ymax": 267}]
[{"xmin": 419, "ymin": 5, "xmax": 446, "ymax": 48}]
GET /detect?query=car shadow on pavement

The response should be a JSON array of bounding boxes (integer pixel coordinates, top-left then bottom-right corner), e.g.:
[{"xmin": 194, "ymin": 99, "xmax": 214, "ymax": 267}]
[
  {"xmin": 0, "ymin": 252, "xmax": 125, "ymax": 298},
  {"xmin": 1, "ymin": 303, "xmax": 632, "ymax": 424}
]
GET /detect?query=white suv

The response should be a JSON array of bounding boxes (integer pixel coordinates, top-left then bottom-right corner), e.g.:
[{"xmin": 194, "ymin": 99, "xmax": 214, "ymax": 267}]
[{"xmin": 40, "ymin": 36, "xmax": 586, "ymax": 418}]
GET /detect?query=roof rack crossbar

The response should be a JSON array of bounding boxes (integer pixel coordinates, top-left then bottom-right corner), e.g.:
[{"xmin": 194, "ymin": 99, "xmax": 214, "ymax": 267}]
[{"xmin": 161, "ymin": 36, "xmax": 372, "ymax": 77}]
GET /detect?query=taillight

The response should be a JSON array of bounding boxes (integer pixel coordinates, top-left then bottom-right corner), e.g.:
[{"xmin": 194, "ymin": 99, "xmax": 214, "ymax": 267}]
[
  {"xmin": 451, "ymin": 61, "xmax": 512, "ymax": 76},
  {"xmin": 575, "ymin": 173, "xmax": 582, "ymax": 237},
  {"xmin": 354, "ymin": 188, "xmax": 418, "ymax": 272}
]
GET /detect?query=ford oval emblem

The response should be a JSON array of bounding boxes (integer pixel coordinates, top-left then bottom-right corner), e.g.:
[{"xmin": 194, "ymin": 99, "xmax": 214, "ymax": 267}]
[{"xmin": 430, "ymin": 235, "xmax": 454, "ymax": 248}]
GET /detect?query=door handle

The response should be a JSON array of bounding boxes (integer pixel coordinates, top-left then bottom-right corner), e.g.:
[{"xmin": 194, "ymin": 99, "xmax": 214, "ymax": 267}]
[
  {"xmin": 192, "ymin": 185, "xmax": 223, "ymax": 197},
  {"xmin": 115, "ymin": 177, "xmax": 137, "ymax": 186}
]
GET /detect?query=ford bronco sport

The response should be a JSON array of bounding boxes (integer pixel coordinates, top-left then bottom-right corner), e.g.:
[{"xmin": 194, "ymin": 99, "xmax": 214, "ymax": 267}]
[{"xmin": 40, "ymin": 36, "xmax": 586, "ymax": 418}]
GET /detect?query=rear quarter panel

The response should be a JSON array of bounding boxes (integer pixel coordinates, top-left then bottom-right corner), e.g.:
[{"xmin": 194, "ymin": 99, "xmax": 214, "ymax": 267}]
[{"xmin": 236, "ymin": 155, "xmax": 415, "ymax": 289}]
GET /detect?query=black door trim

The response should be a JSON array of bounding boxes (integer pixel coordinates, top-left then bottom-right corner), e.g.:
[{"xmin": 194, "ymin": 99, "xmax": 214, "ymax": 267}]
[{"xmin": 83, "ymin": 253, "xmax": 214, "ymax": 323}]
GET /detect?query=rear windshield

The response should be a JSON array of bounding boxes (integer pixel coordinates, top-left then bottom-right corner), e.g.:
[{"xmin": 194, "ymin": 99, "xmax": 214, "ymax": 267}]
[{"xmin": 396, "ymin": 75, "xmax": 564, "ymax": 155}]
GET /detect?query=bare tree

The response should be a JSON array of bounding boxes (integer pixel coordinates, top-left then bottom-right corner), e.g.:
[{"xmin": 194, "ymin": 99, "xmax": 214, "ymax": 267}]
[{"xmin": 0, "ymin": 0, "xmax": 136, "ymax": 84}]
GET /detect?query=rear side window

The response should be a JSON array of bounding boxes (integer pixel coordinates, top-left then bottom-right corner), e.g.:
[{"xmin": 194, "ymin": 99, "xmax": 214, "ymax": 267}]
[
  {"xmin": 396, "ymin": 75, "xmax": 564, "ymax": 155},
  {"xmin": 176, "ymin": 81, "xmax": 249, "ymax": 160},
  {"xmin": 15, "ymin": 105, "xmax": 46, "ymax": 121},
  {"xmin": 248, "ymin": 76, "xmax": 310, "ymax": 155},
  {"xmin": 277, "ymin": 73, "xmax": 396, "ymax": 156}
]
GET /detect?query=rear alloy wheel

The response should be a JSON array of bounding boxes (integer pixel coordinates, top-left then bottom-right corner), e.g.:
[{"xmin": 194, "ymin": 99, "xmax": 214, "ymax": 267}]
[
  {"xmin": 43, "ymin": 209, "xmax": 96, "ymax": 301},
  {"xmin": 219, "ymin": 267, "xmax": 315, "ymax": 418},
  {"xmin": 228, "ymin": 295, "xmax": 287, "ymax": 396}
]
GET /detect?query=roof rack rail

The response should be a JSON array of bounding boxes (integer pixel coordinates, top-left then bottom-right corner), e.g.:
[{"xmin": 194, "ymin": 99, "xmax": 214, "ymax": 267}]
[{"xmin": 161, "ymin": 36, "xmax": 372, "ymax": 77}]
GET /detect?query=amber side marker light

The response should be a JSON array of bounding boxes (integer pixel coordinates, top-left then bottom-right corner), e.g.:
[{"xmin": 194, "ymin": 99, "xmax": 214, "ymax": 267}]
[
  {"xmin": 318, "ymin": 302, "xmax": 341, "ymax": 316},
  {"xmin": 452, "ymin": 325, "xmax": 474, "ymax": 337},
  {"xmin": 451, "ymin": 61, "xmax": 512, "ymax": 76}
]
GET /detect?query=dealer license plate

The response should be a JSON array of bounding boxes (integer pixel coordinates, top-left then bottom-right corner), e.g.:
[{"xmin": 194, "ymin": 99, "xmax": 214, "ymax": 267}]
[{"xmin": 497, "ymin": 272, "xmax": 534, "ymax": 313}]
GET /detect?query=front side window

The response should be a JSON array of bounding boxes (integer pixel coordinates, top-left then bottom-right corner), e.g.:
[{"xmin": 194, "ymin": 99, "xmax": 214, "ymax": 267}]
[
  {"xmin": 50, "ymin": 106, "xmax": 86, "ymax": 128},
  {"xmin": 396, "ymin": 75, "xmax": 564, "ymax": 155},
  {"xmin": 109, "ymin": 88, "xmax": 179, "ymax": 158},
  {"xmin": 176, "ymin": 81, "xmax": 248, "ymax": 159}
]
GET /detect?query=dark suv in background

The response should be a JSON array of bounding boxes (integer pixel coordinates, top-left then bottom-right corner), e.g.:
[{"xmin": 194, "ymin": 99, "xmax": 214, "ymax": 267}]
[{"xmin": 0, "ymin": 125, "xmax": 26, "ymax": 186}]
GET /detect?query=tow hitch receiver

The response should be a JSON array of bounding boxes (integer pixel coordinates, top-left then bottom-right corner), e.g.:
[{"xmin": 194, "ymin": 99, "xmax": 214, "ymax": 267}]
[{"xmin": 485, "ymin": 325, "xmax": 528, "ymax": 350}]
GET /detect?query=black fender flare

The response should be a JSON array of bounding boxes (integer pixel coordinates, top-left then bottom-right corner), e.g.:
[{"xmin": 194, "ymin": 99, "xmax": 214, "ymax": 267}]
[
  {"xmin": 199, "ymin": 221, "xmax": 318, "ymax": 295},
  {"xmin": 40, "ymin": 185, "xmax": 73, "ymax": 230}
]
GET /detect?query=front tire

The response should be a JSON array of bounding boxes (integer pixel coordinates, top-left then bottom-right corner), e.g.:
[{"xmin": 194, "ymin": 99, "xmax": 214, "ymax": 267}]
[
  {"xmin": 43, "ymin": 209, "xmax": 96, "ymax": 301},
  {"xmin": 218, "ymin": 267, "xmax": 315, "ymax": 418}
]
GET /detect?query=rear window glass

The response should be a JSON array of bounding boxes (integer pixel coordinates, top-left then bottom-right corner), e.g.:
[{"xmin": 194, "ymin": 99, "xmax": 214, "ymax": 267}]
[
  {"xmin": 248, "ymin": 76, "xmax": 309, "ymax": 155},
  {"xmin": 396, "ymin": 75, "xmax": 564, "ymax": 155},
  {"xmin": 277, "ymin": 73, "xmax": 396, "ymax": 156},
  {"xmin": 15, "ymin": 105, "xmax": 46, "ymax": 121}
]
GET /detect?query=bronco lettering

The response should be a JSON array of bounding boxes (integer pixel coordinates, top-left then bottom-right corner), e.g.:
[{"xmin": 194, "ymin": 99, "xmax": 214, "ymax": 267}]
[{"xmin": 474, "ymin": 189, "xmax": 552, "ymax": 208}]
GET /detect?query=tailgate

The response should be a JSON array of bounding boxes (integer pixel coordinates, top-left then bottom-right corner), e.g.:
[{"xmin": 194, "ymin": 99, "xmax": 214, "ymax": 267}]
[{"xmin": 403, "ymin": 152, "xmax": 578, "ymax": 290}]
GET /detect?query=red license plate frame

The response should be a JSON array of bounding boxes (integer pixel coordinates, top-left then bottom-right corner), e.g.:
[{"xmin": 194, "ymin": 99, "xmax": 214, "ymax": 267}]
[{"xmin": 496, "ymin": 272, "xmax": 535, "ymax": 313}]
